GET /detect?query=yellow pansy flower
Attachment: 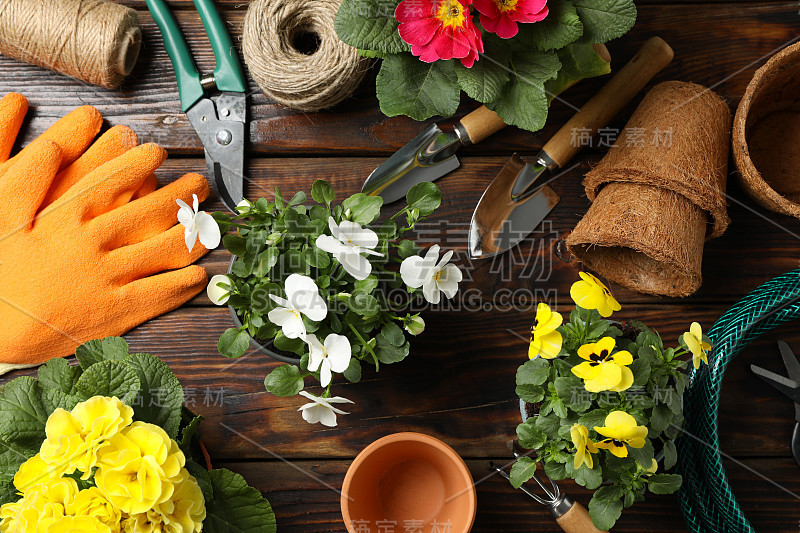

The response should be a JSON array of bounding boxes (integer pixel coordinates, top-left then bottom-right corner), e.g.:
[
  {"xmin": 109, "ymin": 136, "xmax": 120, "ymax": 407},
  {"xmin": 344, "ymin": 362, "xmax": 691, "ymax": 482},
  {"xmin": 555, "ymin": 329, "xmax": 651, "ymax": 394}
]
[
  {"xmin": 40, "ymin": 396, "xmax": 134, "ymax": 479},
  {"xmin": 570, "ymin": 424, "xmax": 598, "ymax": 470},
  {"xmin": 593, "ymin": 411, "xmax": 648, "ymax": 458},
  {"xmin": 0, "ymin": 476, "xmax": 79, "ymax": 533},
  {"xmin": 528, "ymin": 303, "xmax": 563, "ymax": 359},
  {"xmin": 570, "ymin": 272, "xmax": 621, "ymax": 318},
  {"xmin": 645, "ymin": 458, "xmax": 658, "ymax": 474},
  {"xmin": 68, "ymin": 488, "xmax": 121, "ymax": 533},
  {"xmin": 45, "ymin": 516, "xmax": 111, "ymax": 533},
  {"xmin": 683, "ymin": 322, "xmax": 711, "ymax": 369},
  {"xmin": 571, "ymin": 337, "xmax": 634, "ymax": 393},
  {"xmin": 95, "ymin": 422, "xmax": 186, "ymax": 515},
  {"xmin": 124, "ymin": 468, "xmax": 206, "ymax": 533}
]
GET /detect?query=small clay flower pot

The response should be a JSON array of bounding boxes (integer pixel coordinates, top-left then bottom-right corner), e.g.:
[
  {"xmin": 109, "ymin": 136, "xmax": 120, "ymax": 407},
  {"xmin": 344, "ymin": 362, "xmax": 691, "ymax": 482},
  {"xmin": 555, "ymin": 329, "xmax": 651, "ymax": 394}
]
[{"xmin": 341, "ymin": 432, "xmax": 477, "ymax": 533}]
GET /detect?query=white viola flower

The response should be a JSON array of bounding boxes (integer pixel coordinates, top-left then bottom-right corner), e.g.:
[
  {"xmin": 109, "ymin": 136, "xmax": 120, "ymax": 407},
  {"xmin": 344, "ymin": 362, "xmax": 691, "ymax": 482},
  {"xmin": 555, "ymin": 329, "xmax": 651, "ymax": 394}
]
[
  {"xmin": 404, "ymin": 315, "xmax": 425, "ymax": 336},
  {"xmin": 177, "ymin": 194, "xmax": 221, "ymax": 252},
  {"xmin": 235, "ymin": 199, "xmax": 252, "ymax": 214},
  {"xmin": 400, "ymin": 244, "xmax": 462, "ymax": 305},
  {"xmin": 267, "ymin": 274, "xmax": 328, "ymax": 340},
  {"xmin": 306, "ymin": 333, "xmax": 352, "ymax": 387},
  {"xmin": 315, "ymin": 217, "xmax": 384, "ymax": 280},
  {"xmin": 207, "ymin": 274, "xmax": 232, "ymax": 305},
  {"xmin": 298, "ymin": 391, "xmax": 354, "ymax": 427}
]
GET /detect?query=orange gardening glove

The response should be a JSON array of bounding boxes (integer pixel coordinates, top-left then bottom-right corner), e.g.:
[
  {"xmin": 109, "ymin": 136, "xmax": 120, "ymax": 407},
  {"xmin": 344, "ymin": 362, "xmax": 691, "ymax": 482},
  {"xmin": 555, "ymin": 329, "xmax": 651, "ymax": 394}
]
[{"xmin": 0, "ymin": 94, "xmax": 213, "ymax": 372}]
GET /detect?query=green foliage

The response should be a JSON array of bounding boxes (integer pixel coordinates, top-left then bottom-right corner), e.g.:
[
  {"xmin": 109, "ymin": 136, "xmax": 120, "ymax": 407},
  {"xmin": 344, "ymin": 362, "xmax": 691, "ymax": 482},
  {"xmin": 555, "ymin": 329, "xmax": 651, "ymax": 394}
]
[
  {"xmin": 217, "ymin": 180, "xmax": 445, "ymax": 405},
  {"xmin": 509, "ymin": 456, "xmax": 537, "ymax": 489},
  {"xmin": 0, "ymin": 337, "xmax": 276, "ymax": 530},
  {"xmin": 336, "ymin": 0, "xmax": 635, "ymax": 130},
  {"xmin": 511, "ymin": 304, "xmax": 702, "ymax": 530}
]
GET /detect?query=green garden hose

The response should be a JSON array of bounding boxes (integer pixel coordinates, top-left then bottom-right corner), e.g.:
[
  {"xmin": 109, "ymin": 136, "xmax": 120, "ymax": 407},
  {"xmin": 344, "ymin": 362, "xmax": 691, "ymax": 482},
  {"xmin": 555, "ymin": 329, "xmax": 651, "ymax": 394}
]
[{"xmin": 678, "ymin": 269, "xmax": 800, "ymax": 532}]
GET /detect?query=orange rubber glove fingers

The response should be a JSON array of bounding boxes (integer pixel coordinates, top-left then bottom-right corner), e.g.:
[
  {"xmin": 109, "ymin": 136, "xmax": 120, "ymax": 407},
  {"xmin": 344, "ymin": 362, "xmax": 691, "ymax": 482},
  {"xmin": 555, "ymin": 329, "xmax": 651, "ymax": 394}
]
[
  {"xmin": 41, "ymin": 125, "xmax": 139, "ymax": 209},
  {"xmin": 0, "ymin": 139, "xmax": 63, "ymax": 234},
  {"xmin": 0, "ymin": 104, "xmax": 102, "ymax": 178},
  {"xmin": 96, "ymin": 172, "xmax": 209, "ymax": 249},
  {"xmin": 0, "ymin": 93, "xmax": 28, "ymax": 162}
]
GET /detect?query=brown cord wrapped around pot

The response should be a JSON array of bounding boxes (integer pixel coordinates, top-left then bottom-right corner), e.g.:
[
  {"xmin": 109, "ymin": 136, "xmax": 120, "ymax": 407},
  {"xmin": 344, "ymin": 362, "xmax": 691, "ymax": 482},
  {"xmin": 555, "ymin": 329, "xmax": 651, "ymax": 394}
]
[{"xmin": 566, "ymin": 81, "xmax": 731, "ymax": 297}]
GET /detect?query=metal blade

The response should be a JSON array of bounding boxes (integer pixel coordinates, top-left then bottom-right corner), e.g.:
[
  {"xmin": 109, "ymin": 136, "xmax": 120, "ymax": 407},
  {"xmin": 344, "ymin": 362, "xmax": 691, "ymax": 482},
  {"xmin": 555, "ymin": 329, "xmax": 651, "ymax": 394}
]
[
  {"xmin": 469, "ymin": 154, "xmax": 560, "ymax": 259},
  {"xmin": 752, "ymin": 364, "xmax": 800, "ymax": 407},
  {"xmin": 361, "ymin": 123, "xmax": 462, "ymax": 204},
  {"xmin": 777, "ymin": 341, "xmax": 800, "ymax": 422},
  {"xmin": 187, "ymin": 94, "xmax": 246, "ymax": 212}
]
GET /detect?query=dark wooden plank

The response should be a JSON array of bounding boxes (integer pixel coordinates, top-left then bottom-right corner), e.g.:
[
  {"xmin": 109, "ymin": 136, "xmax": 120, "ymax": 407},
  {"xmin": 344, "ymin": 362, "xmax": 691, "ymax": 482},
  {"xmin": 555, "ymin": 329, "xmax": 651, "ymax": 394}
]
[
  {"xmin": 147, "ymin": 155, "xmax": 800, "ymax": 306},
  {"xmin": 4, "ymin": 303, "xmax": 799, "ymax": 459},
  {"xmin": 0, "ymin": 4, "xmax": 796, "ymax": 155},
  {"xmin": 216, "ymin": 456, "xmax": 800, "ymax": 532}
]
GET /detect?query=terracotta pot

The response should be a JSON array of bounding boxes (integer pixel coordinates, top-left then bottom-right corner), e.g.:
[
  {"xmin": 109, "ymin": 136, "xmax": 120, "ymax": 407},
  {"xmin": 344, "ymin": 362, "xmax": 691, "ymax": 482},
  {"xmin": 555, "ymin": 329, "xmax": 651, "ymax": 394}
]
[{"xmin": 341, "ymin": 432, "xmax": 477, "ymax": 533}]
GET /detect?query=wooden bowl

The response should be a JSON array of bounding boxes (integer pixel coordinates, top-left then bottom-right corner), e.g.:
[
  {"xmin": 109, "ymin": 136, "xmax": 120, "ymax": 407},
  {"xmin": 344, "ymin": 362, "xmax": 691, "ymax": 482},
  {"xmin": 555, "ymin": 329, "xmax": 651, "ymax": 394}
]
[
  {"xmin": 734, "ymin": 41, "xmax": 800, "ymax": 218},
  {"xmin": 341, "ymin": 432, "xmax": 477, "ymax": 533}
]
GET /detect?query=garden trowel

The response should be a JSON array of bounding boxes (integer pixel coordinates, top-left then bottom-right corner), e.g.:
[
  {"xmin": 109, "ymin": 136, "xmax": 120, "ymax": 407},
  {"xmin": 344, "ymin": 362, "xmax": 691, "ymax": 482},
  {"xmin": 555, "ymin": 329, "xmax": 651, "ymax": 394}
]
[{"xmin": 469, "ymin": 36, "xmax": 675, "ymax": 259}]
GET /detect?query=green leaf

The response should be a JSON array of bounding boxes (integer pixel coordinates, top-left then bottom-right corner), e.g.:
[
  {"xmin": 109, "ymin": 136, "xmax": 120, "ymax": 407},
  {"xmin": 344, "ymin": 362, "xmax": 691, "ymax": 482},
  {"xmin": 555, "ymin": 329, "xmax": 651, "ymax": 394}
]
[
  {"xmin": 663, "ymin": 439, "xmax": 677, "ymax": 470},
  {"xmin": 572, "ymin": 462, "xmax": 603, "ymax": 489},
  {"xmin": 273, "ymin": 333, "xmax": 305, "ymax": 355},
  {"xmin": 343, "ymin": 358, "xmax": 362, "ymax": 383},
  {"xmin": 588, "ymin": 487, "xmax": 624, "ymax": 530},
  {"xmin": 335, "ymin": 0, "xmax": 408, "ymax": 54},
  {"xmin": 397, "ymin": 239, "xmax": 420, "ymax": 259},
  {"xmin": 74, "ymin": 337, "xmax": 129, "ymax": 370},
  {"xmin": 75, "ymin": 360, "xmax": 141, "ymax": 405},
  {"xmin": 375, "ymin": 337, "xmax": 410, "ymax": 364},
  {"xmin": 516, "ymin": 0, "xmax": 583, "ymax": 51},
  {"xmin": 255, "ymin": 247, "xmax": 280, "ymax": 277},
  {"xmin": 204, "ymin": 468, "xmax": 277, "ymax": 533},
  {"xmin": 517, "ymin": 358, "xmax": 551, "ymax": 386},
  {"xmin": 218, "ymin": 328, "xmax": 251, "ymax": 359},
  {"xmin": 647, "ymin": 473, "xmax": 683, "ymax": 494},
  {"xmin": 555, "ymin": 376, "xmax": 590, "ymax": 412},
  {"xmin": 37, "ymin": 358, "xmax": 81, "ymax": 395},
  {"xmin": 545, "ymin": 43, "xmax": 611, "ymax": 106},
  {"xmin": 405, "ymin": 182, "xmax": 442, "ymax": 217},
  {"xmin": 223, "ymin": 235, "xmax": 248, "ymax": 257},
  {"xmin": 454, "ymin": 35, "xmax": 510, "ymax": 102},
  {"xmin": 377, "ymin": 54, "xmax": 461, "ymax": 121},
  {"xmin": 354, "ymin": 276, "xmax": 378, "ymax": 294},
  {"xmin": 287, "ymin": 191, "xmax": 306, "ymax": 207},
  {"xmin": 535, "ymin": 413, "xmax": 561, "ymax": 438},
  {"xmin": 509, "ymin": 456, "xmax": 537, "ymax": 489},
  {"xmin": 179, "ymin": 415, "xmax": 204, "ymax": 452},
  {"xmin": 348, "ymin": 292, "xmax": 380, "ymax": 316},
  {"xmin": 342, "ymin": 193, "xmax": 384, "ymax": 225},
  {"xmin": 487, "ymin": 51, "xmax": 561, "ymax": 132},
  {"xmin": 380, "ymin": 322, "xmax": 405, "ymax": 347},
  {"xmin": 264, "ymin": 365, "xmax": 305, "ymax": 397},
  {"xmin": 572, "ymin": 0, "xmax": 637, "ymax": 44},
  {"xmin": 650, "ymin": 403, "xmax": 673, "ymax": 433},
  {"xmin": 578, "ymin": 409, "xmax": 608, "ymax": 430},
  {"xmin": 0, "ymin": 377, "xmax": 48, "ymax": 450},
  {"xmin": 516, "ymin": 420, "xmax": 546, "ymax": 450},
  {"xmin": 305, "ymin": 247, "xmax": 331, "ymax": 269},
  {"xmin": 628, "ymin": 439, "xmax": 654, "ymax": 470},
  {"xmin": 311, "ymin": 180, "xmax": 335, "ymax": 205},
  {"xmin": 127, "ymin": 353, "xmax": 184, "ymax": 439},
  {"xmin": 41, "ymin": 388, "xmax": 82, "ymax": 414},
  {"xmin": 630, "ymin": 357, "xmax": 651, "ymax": 387}
]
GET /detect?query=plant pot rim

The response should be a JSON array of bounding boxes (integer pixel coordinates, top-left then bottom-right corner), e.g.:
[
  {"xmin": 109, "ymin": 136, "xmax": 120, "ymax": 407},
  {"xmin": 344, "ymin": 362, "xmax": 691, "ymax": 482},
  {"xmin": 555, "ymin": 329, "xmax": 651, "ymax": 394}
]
[{"xmin": 226, "ymin": 256, "xmax": 303, "ymax": 365}]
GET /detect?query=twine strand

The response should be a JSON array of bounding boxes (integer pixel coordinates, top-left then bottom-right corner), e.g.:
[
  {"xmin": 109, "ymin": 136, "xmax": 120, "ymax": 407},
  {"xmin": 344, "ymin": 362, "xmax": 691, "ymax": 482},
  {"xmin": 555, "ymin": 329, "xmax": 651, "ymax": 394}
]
[{"xmin": 242, "ymin": 0, "xmax": 368, "ymax": 112}]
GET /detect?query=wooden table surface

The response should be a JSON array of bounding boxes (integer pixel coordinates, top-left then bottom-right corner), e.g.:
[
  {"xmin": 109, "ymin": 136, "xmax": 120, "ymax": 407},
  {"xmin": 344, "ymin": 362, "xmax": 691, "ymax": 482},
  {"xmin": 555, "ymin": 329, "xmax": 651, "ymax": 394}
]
[{"xmin": 2, "ymin": 1, "xmax": 800, "ymax": 531}]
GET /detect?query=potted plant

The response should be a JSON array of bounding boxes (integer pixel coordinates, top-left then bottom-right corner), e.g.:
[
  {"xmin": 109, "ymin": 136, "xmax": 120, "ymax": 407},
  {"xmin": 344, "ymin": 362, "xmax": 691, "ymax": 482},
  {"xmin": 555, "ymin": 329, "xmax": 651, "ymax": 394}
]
[
  {"xmin": 511, "ymin": 272, "xmax": 711, "ymax": 530},
  {"xmin": 208, "ymin": 180, "xmax": 462, "ymax": 426}
]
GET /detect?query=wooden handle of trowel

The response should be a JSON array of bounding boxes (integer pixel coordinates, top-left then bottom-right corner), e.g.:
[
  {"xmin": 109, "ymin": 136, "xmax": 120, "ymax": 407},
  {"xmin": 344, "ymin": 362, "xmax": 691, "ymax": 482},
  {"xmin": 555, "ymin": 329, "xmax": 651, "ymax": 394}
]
[
  {"xmin": 556, "ymin": 501, "xmax": 607, "ymax": 533},
  {"xmin": 459, "ymin": 105, "xmax": 507, "ymax": 144},
  {"xmin": 543, "ymin": 36, "xmax": 674, "ymax": 168}
]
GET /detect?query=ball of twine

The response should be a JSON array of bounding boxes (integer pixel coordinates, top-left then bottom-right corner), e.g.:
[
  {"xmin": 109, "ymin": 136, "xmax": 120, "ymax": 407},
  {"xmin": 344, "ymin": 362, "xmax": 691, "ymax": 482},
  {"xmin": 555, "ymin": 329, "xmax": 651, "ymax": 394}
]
[
  {"xmin": 242, "ymin": 0, "xmax": 369, "ymax": 112},
  {"xmin": 0, "ymin": 0, "xmax": 141, "ymax": 89}
]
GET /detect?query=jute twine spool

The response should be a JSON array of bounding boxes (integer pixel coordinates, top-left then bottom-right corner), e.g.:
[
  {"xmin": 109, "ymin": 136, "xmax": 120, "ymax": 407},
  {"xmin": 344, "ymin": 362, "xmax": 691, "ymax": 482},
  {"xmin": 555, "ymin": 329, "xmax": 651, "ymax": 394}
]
[
  {"xmin": 734, "ymin": 41, "xmax": 800, "ymax": 219},
  {"xmin": 242, "ymin": 0, "xmax": 368, "ymax": 112},
  {"xmin": 0, "ymin": 0, "xmax": 141, "ymax": 89},
  {"xmin": 566, "ymin": 81, "xmax": 731, "ymax": 297}
]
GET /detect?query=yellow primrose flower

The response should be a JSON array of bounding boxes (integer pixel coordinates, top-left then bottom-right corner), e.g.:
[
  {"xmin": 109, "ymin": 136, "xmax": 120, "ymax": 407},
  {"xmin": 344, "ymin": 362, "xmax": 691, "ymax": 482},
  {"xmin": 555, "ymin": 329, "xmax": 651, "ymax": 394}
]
[
  {"xmin": 13, "ymin": 454, "xmax": 67, "ymax": 494},
  {"xmin": 95, "ymin": 421, "xmax": 186, "ymax": 515},
  {"xmin": 571, "ymin": 337, "xmax": 634, "ymax": 393},
  {"xmin": 528, "ymin": 303, "xmax": 563, "ymax": 359},
  {"xmin": 593, "ymin": 411, "xmax": 648, "ymax": 458},
  {"xmin": 40, "ymin": 396, "xmax": 134, "ymax": 479},
  {"xmin": 570, "ymin": 272, "xmax": 621, "ymax": 318},
  {"xmin": 0, "ymin": 476, "xmax": 79, "ymax": 533},
  {"xmin": 68, "ymin": 488, "xmax": 122, "ymax": 533},
  {"xmin": 45, "ymin": 516, "xmax": 112, "ymax": 533},
  {"xmin": 124, "ymin": 469, "xmax": 207, "ymax": 533},
  {"xmin": 570, "ymin": 424, "xmax": 598, "ymax": 470},
  {"xmin": 683, "ymin": 322, "xmax": 711, "ymax": 369}
]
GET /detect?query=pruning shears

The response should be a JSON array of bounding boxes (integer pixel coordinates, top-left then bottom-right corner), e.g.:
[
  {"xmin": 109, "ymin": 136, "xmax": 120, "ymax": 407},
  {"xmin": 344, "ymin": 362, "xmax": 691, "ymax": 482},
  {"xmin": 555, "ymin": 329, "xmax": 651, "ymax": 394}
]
[
  {"xmin": 145, "ymin": 0, "xmax": 247, "ymax": 212},
  {"xmin": 751, "ymin": 340, "xmax": 800, "ymax": 466}
]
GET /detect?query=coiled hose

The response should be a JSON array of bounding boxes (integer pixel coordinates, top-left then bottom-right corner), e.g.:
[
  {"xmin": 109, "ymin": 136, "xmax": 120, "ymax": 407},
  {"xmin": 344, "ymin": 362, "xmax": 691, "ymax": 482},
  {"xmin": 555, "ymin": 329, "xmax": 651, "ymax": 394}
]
[{"xmin": 678, "ymin": 269, "xmax": 800, "ymax": 532}]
